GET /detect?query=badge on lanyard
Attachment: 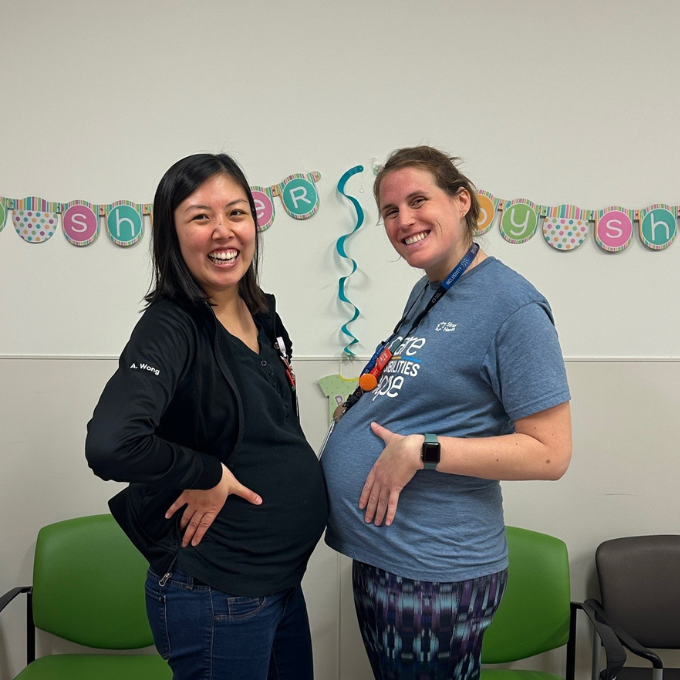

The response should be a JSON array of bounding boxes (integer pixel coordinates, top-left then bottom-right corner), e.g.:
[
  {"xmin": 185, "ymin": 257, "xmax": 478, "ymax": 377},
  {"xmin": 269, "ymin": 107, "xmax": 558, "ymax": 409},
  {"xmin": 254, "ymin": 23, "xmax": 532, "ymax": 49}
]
[{"xmin": 331, "ymin": 243, "xmax": 480, "ymax": 426}]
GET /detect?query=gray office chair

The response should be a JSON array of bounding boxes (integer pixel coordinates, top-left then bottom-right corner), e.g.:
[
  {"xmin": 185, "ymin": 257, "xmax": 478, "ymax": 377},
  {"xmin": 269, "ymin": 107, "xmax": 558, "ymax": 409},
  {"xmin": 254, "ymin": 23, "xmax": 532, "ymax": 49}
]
[{"xmin": 585, "ymin": 535, "xmax": 680, "ymax": 680}]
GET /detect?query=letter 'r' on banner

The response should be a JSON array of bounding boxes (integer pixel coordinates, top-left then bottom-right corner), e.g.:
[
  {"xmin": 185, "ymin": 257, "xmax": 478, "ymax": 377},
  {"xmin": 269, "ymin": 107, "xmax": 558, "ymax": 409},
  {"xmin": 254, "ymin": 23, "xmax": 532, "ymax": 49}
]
[
  {"xmin": 475, "ymin": 191, "xmax": 499, "ymax": 235},
  {"xmin": 500, "ymin": 200, "xmax": 539, "ymax": 244},
  {"xmin": 275, "ymin": 172, "xmax": 321, "ymax": 220},
  {"xmin": 250, "ymin": 185, "xmax": 275, "ymax": 232},
  {"xmin": 62, "ymin": 201, "xmax": 100, "ymax": 246},
  {"xmin": 105, "ymin": 201, "xmax": 144, "ymax": 247},
  {"xmin": 638, "ymin": 204, "xmax": 677, "ymax": 250},
  {"xmin": 594, "ymin": 207, "xmax": 634, "ymax": 253},
  {"xmin": 12, "ymin": 197, "xmax": 59, "ymax": 243}
]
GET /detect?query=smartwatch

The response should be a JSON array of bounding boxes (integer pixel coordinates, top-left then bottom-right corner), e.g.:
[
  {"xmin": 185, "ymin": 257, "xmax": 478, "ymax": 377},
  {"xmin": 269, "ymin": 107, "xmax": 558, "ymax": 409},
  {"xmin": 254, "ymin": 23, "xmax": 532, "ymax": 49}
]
[{"xmin": 421, "ymin": 433, "xmax": 440, "ymax": 470}]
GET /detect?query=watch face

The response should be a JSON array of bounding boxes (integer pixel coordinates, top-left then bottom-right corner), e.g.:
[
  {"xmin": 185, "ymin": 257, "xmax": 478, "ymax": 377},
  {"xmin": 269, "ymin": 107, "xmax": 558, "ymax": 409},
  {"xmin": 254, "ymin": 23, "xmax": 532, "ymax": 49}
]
[{"xmin": 422, "ymin": 442, "xmax": 440, "ymax": 463}]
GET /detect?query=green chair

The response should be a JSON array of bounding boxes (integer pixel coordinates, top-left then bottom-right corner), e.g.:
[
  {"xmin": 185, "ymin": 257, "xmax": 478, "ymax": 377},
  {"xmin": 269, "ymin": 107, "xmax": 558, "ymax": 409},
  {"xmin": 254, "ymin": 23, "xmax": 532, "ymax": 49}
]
[
  {"xmin": 481, "ymin": 526, "xmax": 626, "ymax": 680},
  {"xmin": 0, "ymin": 514, "xmax": 171, "ymax": 680}
]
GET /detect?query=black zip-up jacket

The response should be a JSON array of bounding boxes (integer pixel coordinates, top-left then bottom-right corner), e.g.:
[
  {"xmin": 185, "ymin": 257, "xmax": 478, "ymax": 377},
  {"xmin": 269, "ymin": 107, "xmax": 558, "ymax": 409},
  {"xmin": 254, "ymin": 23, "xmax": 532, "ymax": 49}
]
[{"xmin": 85, "ymin": 294, "xmax": 293, "ymax": 575}]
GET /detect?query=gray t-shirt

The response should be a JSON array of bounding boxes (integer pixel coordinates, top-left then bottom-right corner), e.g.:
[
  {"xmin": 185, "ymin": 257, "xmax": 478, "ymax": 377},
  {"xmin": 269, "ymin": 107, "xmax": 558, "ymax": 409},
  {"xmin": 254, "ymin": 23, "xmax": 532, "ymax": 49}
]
[{"xmin": 321, "ymin": 257, "xmax": 571, "ymax": 582}]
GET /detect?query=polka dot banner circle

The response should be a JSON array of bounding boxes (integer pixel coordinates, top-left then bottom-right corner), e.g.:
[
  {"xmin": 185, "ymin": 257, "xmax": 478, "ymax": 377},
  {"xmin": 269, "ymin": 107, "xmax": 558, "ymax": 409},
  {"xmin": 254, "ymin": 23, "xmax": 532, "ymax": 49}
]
[
  {"xmin": 13, "ymin": 210, "xmax": 58, "ymax": 243},
  {"xmin": 542, "ymin": 217, "xmax": 588, "ymax": 251}
]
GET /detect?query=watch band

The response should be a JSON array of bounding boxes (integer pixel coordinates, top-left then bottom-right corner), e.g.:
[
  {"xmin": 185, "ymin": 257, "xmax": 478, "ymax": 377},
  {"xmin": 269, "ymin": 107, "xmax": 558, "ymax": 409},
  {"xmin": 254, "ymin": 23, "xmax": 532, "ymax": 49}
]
[{"xmin": 421, "ymin": 433, "xmax": 440, "ymax": 470}]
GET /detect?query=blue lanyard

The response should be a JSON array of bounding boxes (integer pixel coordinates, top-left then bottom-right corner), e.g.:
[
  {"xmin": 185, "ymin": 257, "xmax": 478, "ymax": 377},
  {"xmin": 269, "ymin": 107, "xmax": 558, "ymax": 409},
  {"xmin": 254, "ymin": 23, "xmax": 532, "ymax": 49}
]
[{"xmin": 362, "ymin": 242, "xmax": 479, "ymax": 376}]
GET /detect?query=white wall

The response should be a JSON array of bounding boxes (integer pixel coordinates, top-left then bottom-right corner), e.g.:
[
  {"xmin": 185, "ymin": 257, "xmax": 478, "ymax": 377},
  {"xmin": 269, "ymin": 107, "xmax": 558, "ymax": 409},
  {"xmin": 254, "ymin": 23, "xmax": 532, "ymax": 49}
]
[
  {"xmin": 2, "ymin": 0, "xmax": 680, "ymax": 360},
  {"xmin": 1, "ymin": 1, "xmax": 680, "ymax": 678}
]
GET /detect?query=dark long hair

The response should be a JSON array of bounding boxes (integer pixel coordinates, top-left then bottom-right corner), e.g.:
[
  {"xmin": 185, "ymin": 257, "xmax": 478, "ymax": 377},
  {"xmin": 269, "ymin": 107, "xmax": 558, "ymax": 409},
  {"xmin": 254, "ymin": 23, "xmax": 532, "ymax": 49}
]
[{"xmin": 145, "ymin": 153, "xmax": 267, "ymax": 314}]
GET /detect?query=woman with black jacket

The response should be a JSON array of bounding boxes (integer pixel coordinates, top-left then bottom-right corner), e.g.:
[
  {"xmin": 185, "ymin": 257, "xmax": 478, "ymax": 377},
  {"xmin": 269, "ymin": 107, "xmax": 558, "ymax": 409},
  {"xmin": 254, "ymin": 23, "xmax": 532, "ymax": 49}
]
[{"xmin": 86, "ymin": 153, "xmax": 328, "ymax": 680}]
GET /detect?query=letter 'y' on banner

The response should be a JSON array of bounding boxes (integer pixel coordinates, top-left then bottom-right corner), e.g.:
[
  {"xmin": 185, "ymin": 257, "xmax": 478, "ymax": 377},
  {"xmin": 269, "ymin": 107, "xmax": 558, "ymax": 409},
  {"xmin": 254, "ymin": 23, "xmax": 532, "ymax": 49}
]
[
  {"xmin": 0, "ymin": 199, "xmax": 8, "ymax": 233},
  {"xmin": 499, "ymin": 199, "xmax": 542, "ymax": 244}
]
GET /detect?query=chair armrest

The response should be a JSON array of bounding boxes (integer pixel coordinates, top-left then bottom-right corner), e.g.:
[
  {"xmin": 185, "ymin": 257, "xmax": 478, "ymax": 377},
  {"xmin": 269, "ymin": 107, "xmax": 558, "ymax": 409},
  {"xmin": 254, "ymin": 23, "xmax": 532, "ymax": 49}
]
[
  {"xmin": 577, "ymin": 601, "xmax": 627, "ymax": 680},
  {"xmin": 0, "ymin": 586, "xmax": 35, "ymax": 666},
  {"xmin": 0, "ymin": 587, "xmax": 31, "ymax": 613},
  {"xmin": 584, "ymin": 599, "xmax": 663, "ymax": 670}
]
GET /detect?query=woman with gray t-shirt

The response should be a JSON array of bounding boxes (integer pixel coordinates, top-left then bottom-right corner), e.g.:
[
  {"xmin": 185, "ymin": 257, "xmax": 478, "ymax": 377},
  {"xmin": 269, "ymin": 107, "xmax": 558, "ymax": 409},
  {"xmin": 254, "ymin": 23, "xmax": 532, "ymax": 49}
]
[{"xmin": 321, "ymin": 146, "xmax": 572, "ymax": 680}]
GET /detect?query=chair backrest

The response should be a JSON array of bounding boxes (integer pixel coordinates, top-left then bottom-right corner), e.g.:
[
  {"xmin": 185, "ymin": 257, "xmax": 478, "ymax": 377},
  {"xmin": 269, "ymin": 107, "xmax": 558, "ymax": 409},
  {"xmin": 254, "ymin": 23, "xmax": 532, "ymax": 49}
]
[
  {"xmin": 32, "ymin": 513, "xmax": 154, "ymax": 649},
  {"xmin": 596, "ymin": 534, "xmax": 680, "ymax": 649},
  {"xmin": 482, "ymin": 526, "xmax": 571, "ymax": 663}
]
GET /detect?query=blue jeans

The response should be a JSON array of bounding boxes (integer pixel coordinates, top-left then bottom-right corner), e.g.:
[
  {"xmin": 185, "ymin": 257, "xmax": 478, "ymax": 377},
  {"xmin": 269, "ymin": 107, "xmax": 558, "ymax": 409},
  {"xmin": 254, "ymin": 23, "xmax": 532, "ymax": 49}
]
[{"xmin": 145, "ymin": 568, "xmax": 314, "ymax": 680}]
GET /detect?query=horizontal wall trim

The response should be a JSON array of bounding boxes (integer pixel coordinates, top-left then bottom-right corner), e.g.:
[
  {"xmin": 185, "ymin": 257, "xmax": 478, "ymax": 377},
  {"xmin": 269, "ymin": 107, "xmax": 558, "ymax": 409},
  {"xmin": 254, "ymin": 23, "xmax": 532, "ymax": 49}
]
[{"xmin": 1, "ymin": 354, "xmax": 680, "ymax": 362}]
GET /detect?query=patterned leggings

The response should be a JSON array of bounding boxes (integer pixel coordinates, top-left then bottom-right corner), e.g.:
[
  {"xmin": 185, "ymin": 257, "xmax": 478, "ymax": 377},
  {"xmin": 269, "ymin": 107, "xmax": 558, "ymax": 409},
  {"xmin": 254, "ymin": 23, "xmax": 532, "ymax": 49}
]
[{"xmin": 352, "ymin": 561, "xmax": 507, "ymax": 680}]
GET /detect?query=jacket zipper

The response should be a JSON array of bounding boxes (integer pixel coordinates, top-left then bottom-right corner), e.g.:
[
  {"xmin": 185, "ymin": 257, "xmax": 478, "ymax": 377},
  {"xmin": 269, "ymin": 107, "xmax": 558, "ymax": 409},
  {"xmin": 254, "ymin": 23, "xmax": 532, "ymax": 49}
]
[{"xmin": 159, "ymin": 516, "xmax": 182, "ymax": 587}]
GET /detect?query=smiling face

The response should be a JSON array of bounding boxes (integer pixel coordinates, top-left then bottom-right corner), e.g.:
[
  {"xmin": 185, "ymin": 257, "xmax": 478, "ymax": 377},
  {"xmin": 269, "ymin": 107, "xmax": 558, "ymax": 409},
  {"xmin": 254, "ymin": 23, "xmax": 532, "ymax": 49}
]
[
  {"xmin": 378, "ymin": 166, "xmax": 472, "ymax": 282},
  {"xmin": 174, "ymin": 172, "xmax": 256, "ymax": 303}
]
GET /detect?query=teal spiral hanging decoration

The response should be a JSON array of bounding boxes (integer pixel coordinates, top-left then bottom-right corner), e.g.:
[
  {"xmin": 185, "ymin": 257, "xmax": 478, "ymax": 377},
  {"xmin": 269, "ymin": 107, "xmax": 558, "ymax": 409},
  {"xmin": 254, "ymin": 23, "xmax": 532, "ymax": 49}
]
[{"xmin": 336, "ymin": 165, "xmax": 365, "ymax": 357}]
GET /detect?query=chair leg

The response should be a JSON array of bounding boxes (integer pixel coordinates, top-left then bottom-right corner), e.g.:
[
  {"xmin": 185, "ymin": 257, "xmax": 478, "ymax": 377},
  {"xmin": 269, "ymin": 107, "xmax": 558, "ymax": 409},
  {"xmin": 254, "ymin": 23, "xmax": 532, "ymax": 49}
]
[
  {"xmin": 27, "ymin": 590, "xmax": 35, "ymax": 664},
  {"xmin": 591, "ymin": 624, "xmax": 601, "ymax": 680},
  {"xmin": 567, "ymin": 604, "xmax": 577, "ymax": 680}
]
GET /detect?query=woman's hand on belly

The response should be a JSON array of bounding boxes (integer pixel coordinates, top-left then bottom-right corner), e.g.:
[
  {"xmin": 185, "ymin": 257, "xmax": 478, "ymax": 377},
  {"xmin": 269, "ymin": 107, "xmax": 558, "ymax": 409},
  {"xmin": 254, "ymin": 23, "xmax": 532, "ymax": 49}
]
[
  {"xmin": 166, "ymin": 463, "xmax": 263, "ymax": 547},
  {"xmin": 359, "ymin": 423, "xmax": 423, "ymax": 527}
]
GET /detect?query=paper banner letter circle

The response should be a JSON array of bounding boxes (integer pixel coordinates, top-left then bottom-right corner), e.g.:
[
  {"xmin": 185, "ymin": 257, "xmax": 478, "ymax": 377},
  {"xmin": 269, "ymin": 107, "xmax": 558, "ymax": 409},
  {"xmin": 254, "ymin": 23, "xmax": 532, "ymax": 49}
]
[
  {"xmin": 0, "ymin": 203, "xmax": 6, "ymax": 233},
  {"xmin": 543, "ymin": 217, "xmax": 588, "ymax": 251},
  {"xmin": 640, "ymin": 208, "xmax": 676, "ymax": 250},
  {"xmin": 500, "ymin": 203, "xmax": 538, "ymax": 243},
  {"xmin": 251, "ymin": 189, "xmax": 274, "ymax": 231},
  {"xmin": 596, "ymin": 210, "xmax": 633, "ymax": 252},
  {"xmin": 63, "ymin": 204, "xmax": 99, "ymax": 246},
  {"xmin": 106, "ymin": 205, "xmax": 143, "ymax": 247},
  {"xmin": 281, "ymin": 177, "xmax": 318, "ymax": 219},
  {"xmin": 13, "ymin": 210, "xmax": 58, "ymax": 243},
  {"xmin": 475, "ymin": 194, "xmax": 496, "ymax": 234}
]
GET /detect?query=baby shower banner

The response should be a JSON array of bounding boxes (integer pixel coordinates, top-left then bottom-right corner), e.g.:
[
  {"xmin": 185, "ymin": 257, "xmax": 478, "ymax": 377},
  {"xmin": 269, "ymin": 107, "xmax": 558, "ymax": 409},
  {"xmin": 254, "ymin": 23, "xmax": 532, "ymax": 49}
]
[
  {"xmin": 476, "ymin": 193, "xmax": 677, "ymax": 252},
  {"xmin": 1, "ymin": 165, "xmax": 678, "ymax": 252},
  {"xmin": 0, "ymin": 170, "xmax": 322, "ymax": 247}
]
